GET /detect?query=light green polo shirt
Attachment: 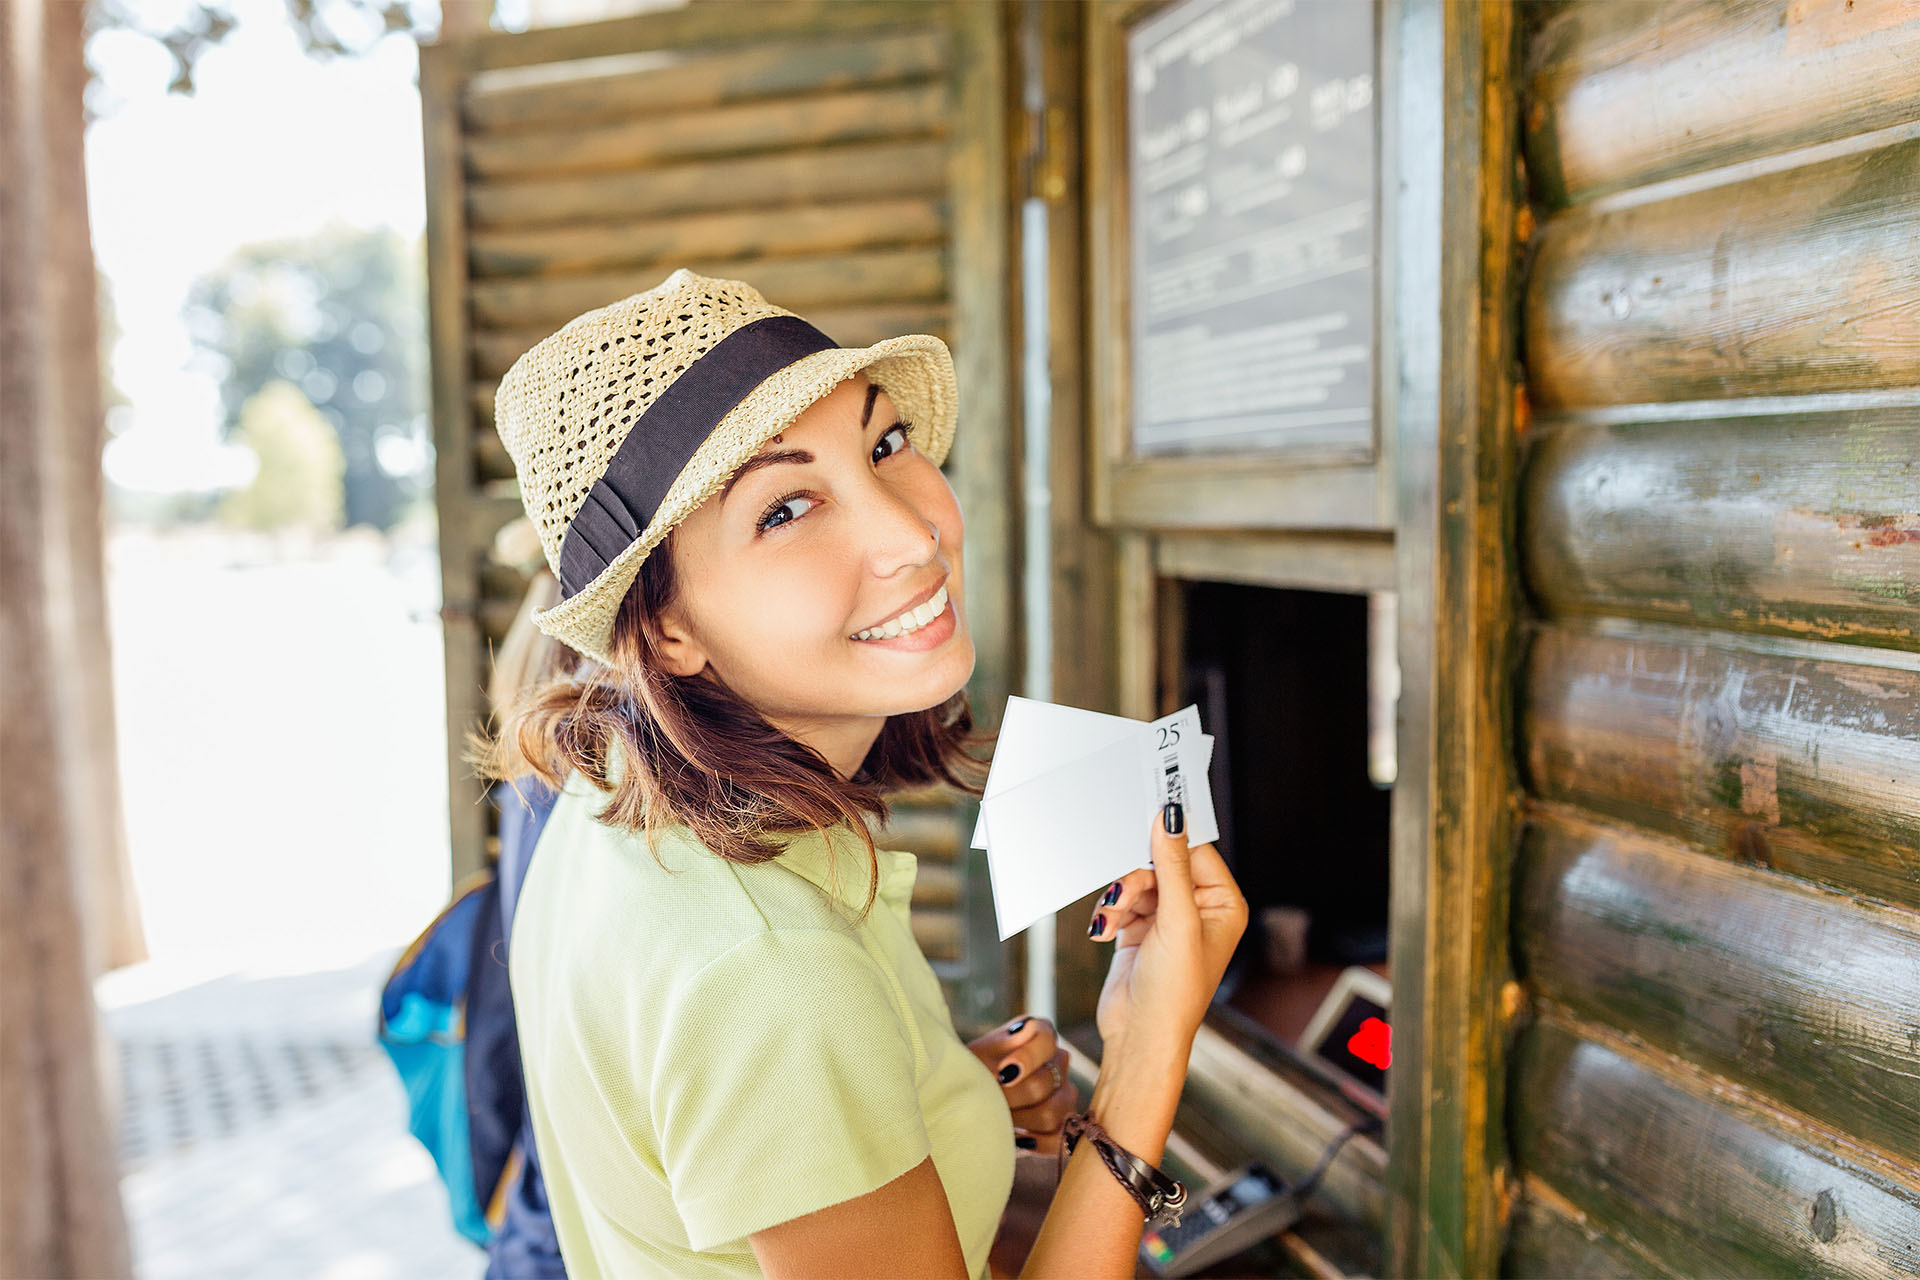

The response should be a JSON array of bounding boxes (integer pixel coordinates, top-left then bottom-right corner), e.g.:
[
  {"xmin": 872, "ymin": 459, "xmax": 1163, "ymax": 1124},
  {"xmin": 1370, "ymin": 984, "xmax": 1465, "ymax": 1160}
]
[{"xmin": 509, "ymin": 766, "xmax": 1015, "ymax": 1279}]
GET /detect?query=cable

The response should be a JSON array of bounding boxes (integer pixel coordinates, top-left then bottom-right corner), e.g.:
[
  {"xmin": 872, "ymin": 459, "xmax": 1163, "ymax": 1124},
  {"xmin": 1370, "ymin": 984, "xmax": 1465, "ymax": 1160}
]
[{"xmin": 1289, "ymin": 1113, "xmax": 1383, "ymax": 1205}]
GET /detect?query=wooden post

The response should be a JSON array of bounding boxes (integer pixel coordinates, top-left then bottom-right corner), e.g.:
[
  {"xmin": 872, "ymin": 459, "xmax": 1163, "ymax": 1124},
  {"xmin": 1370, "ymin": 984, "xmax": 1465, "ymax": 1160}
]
[
  {"xmin": 1387, "ymin": 0, "xmax": 1521, "ymax": 1274},
  {"xmin": 0, "ymin": 0, "xmax": 136, "ymax": 1273}
]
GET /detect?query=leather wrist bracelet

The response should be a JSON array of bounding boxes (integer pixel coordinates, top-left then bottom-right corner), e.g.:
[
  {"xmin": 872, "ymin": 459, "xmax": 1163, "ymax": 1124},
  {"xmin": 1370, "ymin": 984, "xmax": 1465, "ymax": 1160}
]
[{"xmin": 1060, "ymin": 1112, "xmax": 1188, "ymax": 1228}]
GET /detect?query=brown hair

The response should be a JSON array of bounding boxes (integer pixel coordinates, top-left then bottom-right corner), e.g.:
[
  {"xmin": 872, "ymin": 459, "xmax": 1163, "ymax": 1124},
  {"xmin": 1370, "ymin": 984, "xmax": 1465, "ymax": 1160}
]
[{"xmin": 467, "ymin": 531, "xmax": 991, "ymax": 918}]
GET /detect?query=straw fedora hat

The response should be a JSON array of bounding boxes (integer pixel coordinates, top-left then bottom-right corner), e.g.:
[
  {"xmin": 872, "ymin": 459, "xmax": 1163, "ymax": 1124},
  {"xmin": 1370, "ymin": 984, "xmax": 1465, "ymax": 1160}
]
[{"xmin": 493, "ymin": 268, "xmax": 958, "ymax": 666}]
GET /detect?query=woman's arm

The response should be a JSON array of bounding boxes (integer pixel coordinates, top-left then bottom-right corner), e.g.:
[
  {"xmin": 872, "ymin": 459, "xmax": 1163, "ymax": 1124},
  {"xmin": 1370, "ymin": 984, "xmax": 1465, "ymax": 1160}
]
[
  {"xmin": 749, "ymin": 805, "xmax": 1245, "ymax": 1280},
  {"xmin": 749, "ymin": 1157, "xmax": 969, "ymax": 1278},
  {"xmin": 749, "ymin": 1050, "xmax": 1186, "ymax": 1280}
]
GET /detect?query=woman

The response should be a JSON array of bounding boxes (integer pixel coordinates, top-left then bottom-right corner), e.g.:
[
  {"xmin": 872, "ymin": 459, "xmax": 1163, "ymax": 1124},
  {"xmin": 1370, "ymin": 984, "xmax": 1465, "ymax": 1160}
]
[{"xmin": 475, "ymin": 269, "xmax": 1246, "ymax": 1279}]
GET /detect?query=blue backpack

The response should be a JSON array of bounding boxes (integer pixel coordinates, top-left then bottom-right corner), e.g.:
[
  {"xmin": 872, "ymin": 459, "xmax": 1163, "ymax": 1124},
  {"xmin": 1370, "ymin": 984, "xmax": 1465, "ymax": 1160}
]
[{"xmin": 378, "ymin": 779, "xmax": 564, "ymax": 1273}]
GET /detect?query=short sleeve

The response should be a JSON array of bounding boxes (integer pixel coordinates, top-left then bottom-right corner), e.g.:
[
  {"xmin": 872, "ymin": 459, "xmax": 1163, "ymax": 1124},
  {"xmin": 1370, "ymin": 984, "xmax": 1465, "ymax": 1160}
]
[{"xmin": 651, "ymin": 928, "xmax": 931, "ymax": 1249}]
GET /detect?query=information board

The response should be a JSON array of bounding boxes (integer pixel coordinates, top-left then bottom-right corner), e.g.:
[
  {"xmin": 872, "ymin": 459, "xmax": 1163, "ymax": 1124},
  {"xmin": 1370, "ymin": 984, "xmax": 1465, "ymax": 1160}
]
[{"xmin": 1127, "ymin": 0, "xmax": 1376, "ymax": 457}]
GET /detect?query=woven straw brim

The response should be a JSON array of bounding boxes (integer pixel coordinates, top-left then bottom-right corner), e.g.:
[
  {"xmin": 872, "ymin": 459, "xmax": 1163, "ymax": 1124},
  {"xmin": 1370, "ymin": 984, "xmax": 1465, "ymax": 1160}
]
[{"xmin": 530, "ymin": 334, "xmax": 957, "ymax": 665}]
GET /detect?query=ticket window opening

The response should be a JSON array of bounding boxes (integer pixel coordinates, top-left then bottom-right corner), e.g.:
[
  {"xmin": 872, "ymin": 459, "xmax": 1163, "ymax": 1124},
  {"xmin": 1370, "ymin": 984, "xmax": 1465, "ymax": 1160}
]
[{"xmin": 1176, "ymin": 582, "xmax": 1394, "ymax": 1053}]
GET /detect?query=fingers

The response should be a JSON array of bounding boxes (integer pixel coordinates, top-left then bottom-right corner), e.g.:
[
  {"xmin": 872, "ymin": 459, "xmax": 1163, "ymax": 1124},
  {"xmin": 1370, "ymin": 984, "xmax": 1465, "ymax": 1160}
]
[
  {"xmin": 1010, "ymin": 1050, "xmax": 1078, "ymax": 1155},
  {"xmin": 988, "ymin": 1022, "xmax": 1063, "ymax": 1109},
  {"xmin": 971, "ymin": 1013, "xmax": 1046, "ymax": 1061},
  {"xmin": 1088, "ymin": 886, "xmax": 1157, "ymax": 943},
  {"xmin": 1149, "ymin": 800, "xmax": 1195, "ymax": 900}
]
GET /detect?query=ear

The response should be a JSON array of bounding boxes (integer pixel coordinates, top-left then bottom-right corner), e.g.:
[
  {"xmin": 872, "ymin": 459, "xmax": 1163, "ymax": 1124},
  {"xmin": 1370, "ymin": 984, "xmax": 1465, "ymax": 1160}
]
[{"xmin": 646, "ymin": 596, "xmax": 710, "ymax": 679}]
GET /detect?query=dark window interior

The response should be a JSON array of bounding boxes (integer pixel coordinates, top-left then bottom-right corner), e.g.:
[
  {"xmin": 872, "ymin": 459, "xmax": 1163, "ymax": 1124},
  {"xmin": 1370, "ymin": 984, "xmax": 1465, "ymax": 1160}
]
[{"xmin": 1177, "ymin": 582, "xmax": 1393, "ymax": 1049}]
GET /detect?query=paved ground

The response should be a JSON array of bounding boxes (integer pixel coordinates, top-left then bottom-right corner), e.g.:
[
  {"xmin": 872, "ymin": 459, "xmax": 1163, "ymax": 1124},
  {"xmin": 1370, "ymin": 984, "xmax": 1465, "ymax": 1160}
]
[
  {"xmin": 102, "ymin": 526, "xmax": 483, "ymax": 1279},
  {"xmin": 102, "ymin": 952, "xmax": 482, "ymax": 1280}
]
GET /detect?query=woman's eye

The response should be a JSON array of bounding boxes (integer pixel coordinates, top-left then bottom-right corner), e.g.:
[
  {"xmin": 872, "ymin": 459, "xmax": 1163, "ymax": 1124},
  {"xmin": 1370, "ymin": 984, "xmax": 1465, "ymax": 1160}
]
[
  {"xmin": 872, "ymin": 421, "xmax": 914, "ymax": 464},
  {"xmin": 756, "ymin": 493, "xmax": 815, "ymax": 533}
]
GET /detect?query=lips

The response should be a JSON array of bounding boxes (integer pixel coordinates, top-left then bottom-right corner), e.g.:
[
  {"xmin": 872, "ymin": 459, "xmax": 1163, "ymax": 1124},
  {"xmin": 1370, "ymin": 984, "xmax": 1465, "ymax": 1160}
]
[
  {"xmin": 852, "ymin": 579, "xmax": 948, "ymax": 640},
  {"xmin": 851, "ymin": 577, "xmax": 948, "ymax": 638}
]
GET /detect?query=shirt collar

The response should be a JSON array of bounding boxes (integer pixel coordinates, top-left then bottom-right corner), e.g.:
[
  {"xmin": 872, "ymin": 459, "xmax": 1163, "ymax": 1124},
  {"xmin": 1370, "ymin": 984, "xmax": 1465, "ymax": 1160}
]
[
  {"xmin": 603, "ymin": 744, "xmax": 917, "ymax": 923},
  {"xmin": 776, "ymin": 822, "xmax": 918, "ymax": 926}
]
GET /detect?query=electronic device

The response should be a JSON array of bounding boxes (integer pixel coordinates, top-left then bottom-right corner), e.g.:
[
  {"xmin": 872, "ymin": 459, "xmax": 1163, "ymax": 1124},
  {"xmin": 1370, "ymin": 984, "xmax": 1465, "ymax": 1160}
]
[
  {"xmin": 1299, "ymin": 965, "xmax": 1392, "ymax": 1105},
  {"xmin": 1138, "ymin": 1161, "xmax": 1301, "ymax": 1277}
]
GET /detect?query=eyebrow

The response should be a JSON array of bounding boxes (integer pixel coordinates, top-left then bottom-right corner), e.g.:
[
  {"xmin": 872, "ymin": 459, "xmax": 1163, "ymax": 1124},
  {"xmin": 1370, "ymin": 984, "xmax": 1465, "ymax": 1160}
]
[{"xmin": 719, "ymin": 384, "xmax": 887, "ymax": 508}]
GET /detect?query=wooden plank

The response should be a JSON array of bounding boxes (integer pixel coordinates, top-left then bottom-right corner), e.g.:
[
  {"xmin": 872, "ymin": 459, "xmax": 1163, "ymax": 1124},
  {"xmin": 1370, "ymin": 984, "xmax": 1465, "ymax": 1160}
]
[
  {"xmin": 475, "ymin": 423, "xmax": 514, "ymax": 483},
  {"xmin": 1382, "ymin": 2, "xmax": 1524, "ymax": 1275},
  {"xmin": 910, "ymin": 909, "xmax": 961, "ymax": 962},
  {"xmin": 460, "ymin": 7, "xmax": 944, "ymax": 91},
  {"xmin": 466, "ymin": 81, "xmax": 948, "ymax": 181},
  {"xmin": 1511, "ymin": 1021, "xmax": 1920, "ymax": 1279},
  {"xmin": 1514, "ymin": 807, "xmax": 1920, "ymax": 1163},
  {"xmin": 421, "ymin": 39, "xmax": 493, "ymax": 887},
  {"xmin": 469, "ymin": 195, "xmax": 948, "ymax": 279},
  {"xmin": 874, "ymin": 805, "xmax": 964, "ymax": 861},
  {"xmin": 1154, "ymin": 531, "xmax": 1396, "ymax": 594},
  {"xmin": 1383, "ymin": 0, "xmax": 1446, "ymax": 1269},
  {"xmin": 468, "ymin": 245, "xmax": 947, "ymax": 329},
  {"xmin": 938, "ymin": 0, "xmax": 1015, "ymax": 1030},
  {"xmin": 466, "ymin": 137, "xmax": 950, "ymax": 230},
  {"xmin": 1524, "ymin": 0, "xmax": 1920, "ymax": 207},
  {"xmin": 907, "ymin": 861, "xmax": 961, "ymax": 909},
  {"xmin": 1107, "ymin": 459, "xmax": 1386, "ymax": 532},
  {"xmin": 1032, "ymin": 0, "xmax": 1115, "ymax": 1040},
  {"xmin": 1526, "ymin": 138, "xmax": 1920, "ymax": 410},
  {"xmin": 1521, "ymin": 624, "xmax": 1920, "ymax": 911},
  {"xmin": 1506, "ymin": 1176, "xmax": 1672, "ymax": 1279},
  {"xmin": 471, "ymin": 301, "xmax": 953, "ymax": 382},
  {"xmin": 1522, "ymin": 410, "xmax": 1920, "ymax": 650}
]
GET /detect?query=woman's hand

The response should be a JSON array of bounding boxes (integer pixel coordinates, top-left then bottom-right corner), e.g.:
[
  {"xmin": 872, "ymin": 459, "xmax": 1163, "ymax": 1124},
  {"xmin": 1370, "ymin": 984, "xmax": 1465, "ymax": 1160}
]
[
  {"xmin": 966, "ymin": 1015, "xmax": 1078, "ymax": 1154},
  {"xmin": 1091, "ymin": 803, "xmax": 1247, "ymax": 1059}
]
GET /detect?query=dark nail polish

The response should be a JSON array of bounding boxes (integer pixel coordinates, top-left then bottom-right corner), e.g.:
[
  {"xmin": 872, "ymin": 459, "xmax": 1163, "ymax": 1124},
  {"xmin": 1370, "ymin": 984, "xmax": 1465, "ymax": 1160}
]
[
  {"xmin": 998, "ymin": 1063, "xmax": 1020, "ymax": 1084},
  {"xmin": 1163, "ymin": 801, "xmax": 1184, "ymax": 836},
  {"xmin": 1007, "ymin": 1017, "xmax": 1029, "ymax": 1035},
  {"xmin": 1102, "ymin": 881, "xmax": 1122, "ymax": 906},
  {"xmin": 1089, "ymin": 913, "xmax": 1106, "ymax": 939},
  {"xmin": 1014, "ymin": 1135, "xmax": 1037, "ymax": 1150}
]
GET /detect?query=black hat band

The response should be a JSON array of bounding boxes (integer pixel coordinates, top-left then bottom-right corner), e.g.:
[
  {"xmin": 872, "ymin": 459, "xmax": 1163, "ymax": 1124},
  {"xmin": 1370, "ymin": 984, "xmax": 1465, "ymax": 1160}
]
[{"xmin": 556, "ymin": 314, "xmax": 839, "ymax": 599}]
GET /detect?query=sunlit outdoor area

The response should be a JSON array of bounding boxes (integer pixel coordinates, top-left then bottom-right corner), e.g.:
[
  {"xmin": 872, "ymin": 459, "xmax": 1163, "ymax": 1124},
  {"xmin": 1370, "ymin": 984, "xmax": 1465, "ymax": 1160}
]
[
  {"xmin": 83, "ymin": 2, "xmax": 521, "ymax": 1275},
  {"xmin": 92, "ymin": 13, "xmax": 436, "ymax": 1280}
]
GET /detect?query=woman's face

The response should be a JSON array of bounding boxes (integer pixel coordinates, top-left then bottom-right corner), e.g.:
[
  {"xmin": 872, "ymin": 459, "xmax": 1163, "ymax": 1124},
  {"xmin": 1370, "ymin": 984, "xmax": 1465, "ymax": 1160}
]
[{"xmin": 650, "ymin": 373, "xmax": 973, "ymax": 775}]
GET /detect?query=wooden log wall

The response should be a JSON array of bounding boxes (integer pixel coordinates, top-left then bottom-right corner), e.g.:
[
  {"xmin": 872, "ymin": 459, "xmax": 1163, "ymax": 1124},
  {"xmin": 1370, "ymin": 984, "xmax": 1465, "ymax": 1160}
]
[
  {"xmin": 422, "ymin": 2, "xmax": 1006, "ymax": 993},
  {"xmin": 1508, "ymin": 2, "xmax": 1920, "ymax": 1274}
]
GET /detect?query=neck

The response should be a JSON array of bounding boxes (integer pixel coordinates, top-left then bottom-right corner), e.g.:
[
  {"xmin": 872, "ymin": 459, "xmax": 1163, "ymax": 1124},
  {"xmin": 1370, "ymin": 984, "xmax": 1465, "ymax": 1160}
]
[{"xmin": 772, "ymin": 713, "xmax": 887, "ymax": 782}]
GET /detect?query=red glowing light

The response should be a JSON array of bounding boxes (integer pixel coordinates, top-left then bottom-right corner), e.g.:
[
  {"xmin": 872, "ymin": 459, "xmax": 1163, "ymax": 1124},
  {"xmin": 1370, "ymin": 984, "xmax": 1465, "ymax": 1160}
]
[{"xmin": 1348, "ymin": 1017, "xmax": 1392, "ymax": 1071}]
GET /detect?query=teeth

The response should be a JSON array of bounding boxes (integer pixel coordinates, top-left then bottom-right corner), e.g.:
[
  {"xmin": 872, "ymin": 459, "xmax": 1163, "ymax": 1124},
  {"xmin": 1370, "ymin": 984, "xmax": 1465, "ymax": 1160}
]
[{"xmin": 854, "ymin": 584, "xmax": 948, "ymax": 641}]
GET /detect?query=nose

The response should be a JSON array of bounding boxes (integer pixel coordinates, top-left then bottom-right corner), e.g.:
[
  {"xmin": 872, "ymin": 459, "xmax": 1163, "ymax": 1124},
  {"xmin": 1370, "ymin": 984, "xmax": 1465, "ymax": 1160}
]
[{"xmin": 861, "ymin": 478, "xmax": 941, "ymax": 579}]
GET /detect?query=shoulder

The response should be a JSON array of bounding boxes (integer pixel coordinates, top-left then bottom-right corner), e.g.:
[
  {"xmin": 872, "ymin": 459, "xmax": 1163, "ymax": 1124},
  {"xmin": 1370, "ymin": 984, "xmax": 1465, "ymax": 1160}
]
[{"xmin": 512, "ymin": 773, "xmax": 864, "ymax": 990}]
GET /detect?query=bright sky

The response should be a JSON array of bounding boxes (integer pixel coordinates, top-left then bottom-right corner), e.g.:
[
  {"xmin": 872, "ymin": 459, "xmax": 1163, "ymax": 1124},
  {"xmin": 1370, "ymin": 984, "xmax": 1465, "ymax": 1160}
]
[{"xmin": 88, "ymin": 0, "xmax": 434, "ymax": 492}]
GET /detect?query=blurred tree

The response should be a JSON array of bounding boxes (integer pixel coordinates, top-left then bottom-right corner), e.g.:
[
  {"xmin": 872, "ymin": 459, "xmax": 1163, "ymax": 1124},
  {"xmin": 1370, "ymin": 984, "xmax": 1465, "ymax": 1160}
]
[
  {"xmin": 186, "ymin": 223, "xmax": 427, "ymax": 530},
  {"xmin": 221, "ymin": 381, "xmax": 348, "ymax": 532},
  {"xmin": 82, "ymin": 0, "xmax": 476, "ymax": 100}
]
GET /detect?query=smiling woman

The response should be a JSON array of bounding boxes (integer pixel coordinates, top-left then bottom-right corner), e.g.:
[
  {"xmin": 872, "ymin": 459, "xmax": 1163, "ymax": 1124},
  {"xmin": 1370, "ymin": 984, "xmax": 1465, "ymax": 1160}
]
[{"xmin": 466, "ymin": 269, "xmax": 1246, "ymax": 1280}]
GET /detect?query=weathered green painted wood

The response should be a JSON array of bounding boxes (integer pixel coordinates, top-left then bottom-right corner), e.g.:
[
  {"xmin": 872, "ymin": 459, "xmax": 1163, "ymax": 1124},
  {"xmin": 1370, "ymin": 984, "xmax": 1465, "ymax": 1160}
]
[
  {"xmin": 468, "ymin": 245, "xmax": 946, "ymax": 329},
  {"xmin": 1505, "ymin": 1178, "xmax": 1669, "ymax": 1279},
  {"xmin": 461, "ymin": 11, "xmax": 945, "ymax": 100},
  {"xmin": 1510, "ymin": 1022, "xmax": 1920, "ymax": 1278},
  {"xmin": 1522, "ymin": 411, "xmax": 1920, "ymax": 650},
  {"xmin": 1522, "ymin": 624, "xmax": 1920, "ymax": 911},
  {"xmin": 1513, "ymin": 807, "xmax": 1920, "ymax": 1163},
  {"xmin": 466, "ymin": 81, "xmax": 947, "ymax": 180},
  {"xmin": 468, "ymin": 196, "xmax": 948, "ymax": 279},
  {"xmin": 1524, "ymin": 0, "xmax": 1920, "ymax": 207},
  {"xmin": 467, "ymin": 137, "xmax": 950, "ymax": 230},
  {"xmin": 470, "ymin": 302, "xmax": 952, "ymax": 382},
  {"xmin": 1526, "ymin": 138, "xmax": 1920, "ymax": 410}
]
